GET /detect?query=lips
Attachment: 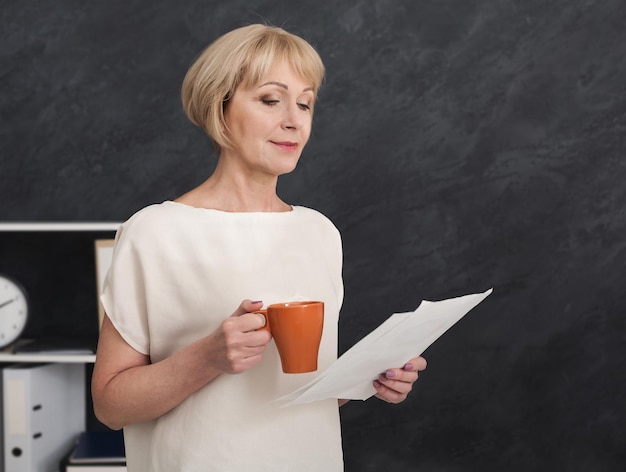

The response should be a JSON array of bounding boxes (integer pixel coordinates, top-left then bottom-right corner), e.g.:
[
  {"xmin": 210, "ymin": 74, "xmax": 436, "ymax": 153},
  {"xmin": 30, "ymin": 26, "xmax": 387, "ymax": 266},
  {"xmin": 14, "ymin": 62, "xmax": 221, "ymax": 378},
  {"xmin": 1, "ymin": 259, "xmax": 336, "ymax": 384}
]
[{"xmin": 271, "ymin": 141, "xmax": 298, "ymax": 151}]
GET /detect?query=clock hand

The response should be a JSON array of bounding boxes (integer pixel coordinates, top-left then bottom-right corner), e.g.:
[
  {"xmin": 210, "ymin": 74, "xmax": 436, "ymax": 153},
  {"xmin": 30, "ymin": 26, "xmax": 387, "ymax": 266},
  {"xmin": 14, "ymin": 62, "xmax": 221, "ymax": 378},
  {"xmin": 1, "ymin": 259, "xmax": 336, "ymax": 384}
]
[{"xmin": 0, "ymin": 298, "xmax": 16, "ymax": 310}]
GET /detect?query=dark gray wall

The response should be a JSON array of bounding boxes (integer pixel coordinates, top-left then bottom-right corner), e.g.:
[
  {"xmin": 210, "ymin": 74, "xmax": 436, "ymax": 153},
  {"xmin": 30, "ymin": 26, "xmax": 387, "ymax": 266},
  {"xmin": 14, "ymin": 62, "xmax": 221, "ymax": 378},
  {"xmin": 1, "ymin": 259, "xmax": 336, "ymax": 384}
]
[{"xmin": 2, "ymin": 1, "xmax": 625, "ymax": 470}]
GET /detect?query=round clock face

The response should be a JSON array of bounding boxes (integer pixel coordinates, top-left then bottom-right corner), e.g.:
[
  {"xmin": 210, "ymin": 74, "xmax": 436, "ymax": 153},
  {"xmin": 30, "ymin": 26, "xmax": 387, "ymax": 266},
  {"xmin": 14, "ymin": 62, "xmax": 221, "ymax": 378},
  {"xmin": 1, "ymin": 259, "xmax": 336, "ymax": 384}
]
[{"xmin": 0, "ymin": 274, "xmax": 29, "ymax": 349}]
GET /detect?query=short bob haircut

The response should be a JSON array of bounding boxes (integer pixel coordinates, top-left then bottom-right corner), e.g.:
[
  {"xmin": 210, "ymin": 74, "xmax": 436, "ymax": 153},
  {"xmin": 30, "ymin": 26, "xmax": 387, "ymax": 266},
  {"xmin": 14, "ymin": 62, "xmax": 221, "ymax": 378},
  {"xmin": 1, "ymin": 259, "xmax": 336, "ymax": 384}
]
[{"xmin": 181, "ymin": 24, "xmax": 325, "ymax": 153}]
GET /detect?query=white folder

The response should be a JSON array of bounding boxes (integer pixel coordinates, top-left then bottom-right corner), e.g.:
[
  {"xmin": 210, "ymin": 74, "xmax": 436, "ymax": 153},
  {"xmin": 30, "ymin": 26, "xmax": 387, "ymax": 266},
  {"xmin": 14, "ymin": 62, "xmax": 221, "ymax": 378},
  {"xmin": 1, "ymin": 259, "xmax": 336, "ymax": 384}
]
[{"xmin": 3, "ymin": 363, "xmax": 85, "ymax": 472}]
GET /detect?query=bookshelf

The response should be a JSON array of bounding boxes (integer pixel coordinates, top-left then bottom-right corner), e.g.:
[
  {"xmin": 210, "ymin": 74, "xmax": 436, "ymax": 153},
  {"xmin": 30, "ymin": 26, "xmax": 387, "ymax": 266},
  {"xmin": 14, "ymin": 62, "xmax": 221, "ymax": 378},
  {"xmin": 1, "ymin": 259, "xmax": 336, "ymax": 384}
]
[
  {"xmin": 0, "ymin": 222, "xmax": 121, "ymax": 471},
  {"xmin": 0, "ymin": 222, "xmax": 122, "ymax": 471}
]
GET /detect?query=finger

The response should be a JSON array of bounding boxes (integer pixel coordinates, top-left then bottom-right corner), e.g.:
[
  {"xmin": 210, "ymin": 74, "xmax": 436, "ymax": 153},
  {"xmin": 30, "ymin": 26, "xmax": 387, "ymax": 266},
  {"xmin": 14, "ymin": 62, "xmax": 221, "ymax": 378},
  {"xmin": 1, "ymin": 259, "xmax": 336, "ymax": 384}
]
[
  {"xmin": 238, "ymin": 312, "xmax": 270, "ymax": 332},
  {"xmin": 223, "ymin": 345, "xmax": 267, "ymax": 374},
  {"xmin": 379, "ymin": 357, "xmax": 426, "ymax": 382},
  {"xmin": 380, "ymin": 369, "xmax": 418, "ymax": 384},
  {"xmin": 403, "ymin": 356, "xmax": 427, "ymax": 372},
  {"xmin": 221, "ymin": 314, "xmax": 270, "ymax": 342},
  {"xmin": 379, "ymin": 366, "xmax": 420, "ymax": 385},
  {"xmin": 239, "ymin": 342, "xmax": 269, "ymax": 358},
  {"xmin": 256, "ymin": 312, "xmax": 267, "ymax": 328},
  {"xmin": 230, "ymin": 299, "xmax": 263, "ymax": 318},
  {"xmin": 372, "ymin": 379, "xmax": 408, "ymax": 404},
  {"xmin": 376, "ymin": 373, "xmax": 416, "ymax": 395}
]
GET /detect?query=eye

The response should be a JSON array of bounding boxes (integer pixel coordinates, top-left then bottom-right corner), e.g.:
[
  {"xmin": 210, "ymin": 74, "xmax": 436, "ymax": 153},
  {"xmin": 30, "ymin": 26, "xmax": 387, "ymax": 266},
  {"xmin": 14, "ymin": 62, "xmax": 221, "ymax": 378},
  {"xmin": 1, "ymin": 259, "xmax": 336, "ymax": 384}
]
[
  {"xmin": 298, "ymin": 102, "xmax": 311, "ymax": 111},
  {"xmin": 261, "ymin": 98, "xmax": 279, "ymax": 106}
]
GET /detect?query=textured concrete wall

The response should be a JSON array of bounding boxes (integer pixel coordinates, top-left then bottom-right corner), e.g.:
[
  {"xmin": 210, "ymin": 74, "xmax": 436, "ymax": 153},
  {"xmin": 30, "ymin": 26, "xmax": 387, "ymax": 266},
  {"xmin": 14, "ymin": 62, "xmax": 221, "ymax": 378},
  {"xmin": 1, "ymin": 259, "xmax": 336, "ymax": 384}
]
[{"xmin": 1, "ymin": 1, "xmax": 625, "ymax": 470}]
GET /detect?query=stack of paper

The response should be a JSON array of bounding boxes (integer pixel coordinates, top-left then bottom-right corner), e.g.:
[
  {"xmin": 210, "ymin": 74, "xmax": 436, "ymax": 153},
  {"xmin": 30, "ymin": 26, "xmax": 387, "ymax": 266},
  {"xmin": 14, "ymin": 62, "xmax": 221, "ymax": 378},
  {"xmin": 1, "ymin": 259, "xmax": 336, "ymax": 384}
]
[{"xmin": 278, "ymin": 288, "xmax": 493, "ymax": 406}]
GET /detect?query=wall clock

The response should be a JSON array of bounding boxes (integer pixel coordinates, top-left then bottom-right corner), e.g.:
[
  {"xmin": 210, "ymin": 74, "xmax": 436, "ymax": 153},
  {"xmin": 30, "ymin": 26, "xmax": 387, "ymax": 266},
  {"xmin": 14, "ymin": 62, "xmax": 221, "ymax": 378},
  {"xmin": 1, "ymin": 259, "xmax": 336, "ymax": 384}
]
[{"xmin": 0, "ymin": 273, "xmax": 29, "ymax": 349}]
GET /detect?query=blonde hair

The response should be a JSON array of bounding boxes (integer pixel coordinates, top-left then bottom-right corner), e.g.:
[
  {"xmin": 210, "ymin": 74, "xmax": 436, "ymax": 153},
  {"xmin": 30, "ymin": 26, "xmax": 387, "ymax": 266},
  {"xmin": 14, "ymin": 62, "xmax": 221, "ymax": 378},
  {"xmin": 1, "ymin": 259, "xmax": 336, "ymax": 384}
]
[{"xmin": 181, "ymin": 24, "xmax": 325, "ymax": 152}]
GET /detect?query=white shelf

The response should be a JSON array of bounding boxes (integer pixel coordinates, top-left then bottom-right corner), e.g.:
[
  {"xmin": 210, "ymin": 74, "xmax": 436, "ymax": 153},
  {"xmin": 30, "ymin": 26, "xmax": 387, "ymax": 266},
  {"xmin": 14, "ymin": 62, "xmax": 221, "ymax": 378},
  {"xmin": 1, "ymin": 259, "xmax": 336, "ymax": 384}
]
[
  {"xmin": 0, "ymin": 222, "xmax": 120, "ymax": 231},
  {"xmin": 0, "ymin": 352, "xmax": 96, "ymax": 363}
]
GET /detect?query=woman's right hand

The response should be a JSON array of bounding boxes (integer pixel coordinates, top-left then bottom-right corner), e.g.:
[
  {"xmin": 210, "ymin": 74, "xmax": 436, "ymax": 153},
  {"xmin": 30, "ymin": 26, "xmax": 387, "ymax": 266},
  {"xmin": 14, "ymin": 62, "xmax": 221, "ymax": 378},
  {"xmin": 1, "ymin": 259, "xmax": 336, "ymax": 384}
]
[{"xmin": 206, "ymin": 299, "xmax": 273, "ymax": 374}]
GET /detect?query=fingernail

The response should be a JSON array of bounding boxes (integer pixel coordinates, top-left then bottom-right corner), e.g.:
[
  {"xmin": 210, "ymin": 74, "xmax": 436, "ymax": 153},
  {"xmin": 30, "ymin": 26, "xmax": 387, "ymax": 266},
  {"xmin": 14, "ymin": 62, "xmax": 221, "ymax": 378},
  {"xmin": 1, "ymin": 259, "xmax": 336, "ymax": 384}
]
[
  {"xmin": 385, "ymin": 369, "xmax": 396, "ymax": 378},
  {"xmin": 373, "ymin": 380, "xmax": 381, "ymax": 388},
  {"xmin": 251, "ymin": 300, "xmax": 263, "ymax": 304},
  {"xmin": 404, "ymin": 363, "xmax": 414, "ymax": 371}
]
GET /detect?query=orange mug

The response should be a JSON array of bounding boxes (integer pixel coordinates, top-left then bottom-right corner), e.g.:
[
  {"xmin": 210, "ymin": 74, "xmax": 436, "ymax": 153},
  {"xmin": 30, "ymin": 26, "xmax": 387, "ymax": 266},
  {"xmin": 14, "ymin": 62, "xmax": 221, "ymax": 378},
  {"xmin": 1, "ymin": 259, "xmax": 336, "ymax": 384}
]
[{"xmin": 256, "ymin": 301, "xmax": 324, "ymax": 373}]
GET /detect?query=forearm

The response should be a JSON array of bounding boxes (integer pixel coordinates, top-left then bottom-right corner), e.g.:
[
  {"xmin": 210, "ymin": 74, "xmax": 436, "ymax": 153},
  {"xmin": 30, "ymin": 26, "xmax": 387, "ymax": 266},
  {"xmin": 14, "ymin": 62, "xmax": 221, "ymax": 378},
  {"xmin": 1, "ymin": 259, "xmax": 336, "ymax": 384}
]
[
  {"xmin": 93, "ymin": 303, "xmax": 271, "ymax": 429},
  {"xmin": 93, "ymin": 336, "xmax": 221, "ymax": 430}
]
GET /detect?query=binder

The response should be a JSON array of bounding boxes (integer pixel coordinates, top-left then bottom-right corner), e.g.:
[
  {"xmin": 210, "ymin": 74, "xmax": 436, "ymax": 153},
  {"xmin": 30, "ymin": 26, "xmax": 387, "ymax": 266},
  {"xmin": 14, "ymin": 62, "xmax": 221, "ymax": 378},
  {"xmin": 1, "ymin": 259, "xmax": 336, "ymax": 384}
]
[
  {"xmin": 59, "ymin": 430, "xmax": 127, "ymax": 472},
  {"xmin": 0, "ymin": 362, "xmax": 26, "ymax": 472},
  {"xmin": 3, "ymin": 363, "xmax": 85, "ymax": 472},
  {"xmin": 68, "ymin": 430, "xmax": 125, "ymax": 464},
  {"xmin": 0, "ymin": 362, "xmax": 11, "ymax": 472}
]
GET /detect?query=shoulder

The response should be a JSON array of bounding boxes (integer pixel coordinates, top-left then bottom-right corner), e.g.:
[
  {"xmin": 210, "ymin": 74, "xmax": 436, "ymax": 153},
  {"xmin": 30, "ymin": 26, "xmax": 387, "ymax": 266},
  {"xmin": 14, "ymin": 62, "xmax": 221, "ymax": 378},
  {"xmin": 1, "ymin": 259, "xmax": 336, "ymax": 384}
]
[
  {"xmin": 116, "ymin": 201, "xmax": 184, "ymax": 244},
  {"xmin": 293, "ymin": 205, "xmax": 336, "ymax": 225},
  {"xmin": 292, "ymin": 206, "xmax": 341, "ymax": 240}
]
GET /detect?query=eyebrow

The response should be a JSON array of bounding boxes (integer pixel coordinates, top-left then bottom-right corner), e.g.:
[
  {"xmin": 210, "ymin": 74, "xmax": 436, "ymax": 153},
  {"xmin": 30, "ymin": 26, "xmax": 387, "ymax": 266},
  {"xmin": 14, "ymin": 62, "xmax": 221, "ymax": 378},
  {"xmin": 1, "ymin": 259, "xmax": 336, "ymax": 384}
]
[{"xmin": 259, "ymin": 81, "xmax": 313, "ymax": 93}]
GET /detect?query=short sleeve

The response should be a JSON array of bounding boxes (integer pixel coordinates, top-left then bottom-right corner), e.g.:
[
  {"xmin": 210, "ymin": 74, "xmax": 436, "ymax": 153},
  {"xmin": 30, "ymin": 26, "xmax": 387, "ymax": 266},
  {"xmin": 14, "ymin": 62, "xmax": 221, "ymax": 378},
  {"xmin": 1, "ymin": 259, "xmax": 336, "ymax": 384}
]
[{"xmin": 100, "ymin": 219, "xmax": 151, "ymax": 355}]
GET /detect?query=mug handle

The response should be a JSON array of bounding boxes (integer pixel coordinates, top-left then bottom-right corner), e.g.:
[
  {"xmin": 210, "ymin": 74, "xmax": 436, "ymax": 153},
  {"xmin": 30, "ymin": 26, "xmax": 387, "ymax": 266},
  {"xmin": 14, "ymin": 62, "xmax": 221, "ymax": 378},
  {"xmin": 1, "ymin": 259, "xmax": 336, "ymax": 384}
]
[{"xmin": 254, "ymin": 309, "xmax": 270, "ymax": 332}]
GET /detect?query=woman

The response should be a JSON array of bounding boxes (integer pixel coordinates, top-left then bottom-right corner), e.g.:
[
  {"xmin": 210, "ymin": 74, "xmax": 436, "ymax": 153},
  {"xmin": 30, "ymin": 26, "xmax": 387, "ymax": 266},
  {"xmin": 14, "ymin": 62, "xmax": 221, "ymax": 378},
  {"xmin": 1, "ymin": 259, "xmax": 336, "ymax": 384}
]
[{"xmin": 91, "ymin": 24, "xmax": 427, "ymax": 471}]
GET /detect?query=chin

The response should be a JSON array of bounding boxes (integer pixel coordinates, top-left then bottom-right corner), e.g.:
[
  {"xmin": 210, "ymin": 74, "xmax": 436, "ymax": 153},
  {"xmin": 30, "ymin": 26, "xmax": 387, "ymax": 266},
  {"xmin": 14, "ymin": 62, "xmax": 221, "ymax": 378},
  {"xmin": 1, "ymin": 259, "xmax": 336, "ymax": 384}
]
[{"xmin": 274, "ymin": 157, "xmax": 301, "ymax": 176}]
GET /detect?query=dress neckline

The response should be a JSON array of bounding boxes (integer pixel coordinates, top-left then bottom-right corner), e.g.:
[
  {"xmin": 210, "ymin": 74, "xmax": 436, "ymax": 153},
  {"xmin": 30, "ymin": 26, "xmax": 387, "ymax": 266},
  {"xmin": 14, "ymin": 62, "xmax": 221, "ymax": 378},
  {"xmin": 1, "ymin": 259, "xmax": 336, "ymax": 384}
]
[{"xmin": 163, "ymin": 200, "xmax": 296, "ymax": 215}]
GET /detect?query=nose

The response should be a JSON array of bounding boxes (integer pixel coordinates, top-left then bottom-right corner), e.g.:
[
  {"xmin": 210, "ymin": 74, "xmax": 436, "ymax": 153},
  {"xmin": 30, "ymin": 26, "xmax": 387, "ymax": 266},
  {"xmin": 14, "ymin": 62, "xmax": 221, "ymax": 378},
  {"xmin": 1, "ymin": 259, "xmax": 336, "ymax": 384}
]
[{"xmin": 281, "ymin": 102, "xmax": 304, "ymax": 131}]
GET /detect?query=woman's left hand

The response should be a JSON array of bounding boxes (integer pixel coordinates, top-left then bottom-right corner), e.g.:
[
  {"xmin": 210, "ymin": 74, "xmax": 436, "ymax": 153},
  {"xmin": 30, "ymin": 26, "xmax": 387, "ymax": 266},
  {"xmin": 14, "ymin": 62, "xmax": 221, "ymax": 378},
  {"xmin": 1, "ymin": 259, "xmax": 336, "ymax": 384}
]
[{"xmin": 373, "ymin": 356, "xmax": 427, "ymax": 404}]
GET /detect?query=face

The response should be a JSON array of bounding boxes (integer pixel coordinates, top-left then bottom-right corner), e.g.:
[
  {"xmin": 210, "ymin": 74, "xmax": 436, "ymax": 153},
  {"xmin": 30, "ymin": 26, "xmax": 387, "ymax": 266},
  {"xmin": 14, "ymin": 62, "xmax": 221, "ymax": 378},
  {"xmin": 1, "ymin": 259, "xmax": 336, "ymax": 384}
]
[{"xmin": 222, "ymin": 60, "xmax": 315, "ymax": 178}]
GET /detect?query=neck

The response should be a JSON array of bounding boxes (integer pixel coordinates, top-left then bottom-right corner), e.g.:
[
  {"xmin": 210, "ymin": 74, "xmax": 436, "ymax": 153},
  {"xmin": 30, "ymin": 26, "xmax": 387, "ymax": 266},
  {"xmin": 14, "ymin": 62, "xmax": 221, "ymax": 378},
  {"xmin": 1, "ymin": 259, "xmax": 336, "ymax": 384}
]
[{"xmin": 175, "ymin": 159, "xmax": 291, "ymax": 213}]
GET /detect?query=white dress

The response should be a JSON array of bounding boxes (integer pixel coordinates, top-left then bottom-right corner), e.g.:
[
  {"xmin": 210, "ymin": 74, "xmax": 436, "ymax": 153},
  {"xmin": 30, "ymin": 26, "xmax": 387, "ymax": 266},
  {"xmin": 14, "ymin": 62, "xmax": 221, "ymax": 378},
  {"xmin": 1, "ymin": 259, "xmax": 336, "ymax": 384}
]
[{"xmin": 101, "ymin": 201, "xmax": 345, "ymax": 471}]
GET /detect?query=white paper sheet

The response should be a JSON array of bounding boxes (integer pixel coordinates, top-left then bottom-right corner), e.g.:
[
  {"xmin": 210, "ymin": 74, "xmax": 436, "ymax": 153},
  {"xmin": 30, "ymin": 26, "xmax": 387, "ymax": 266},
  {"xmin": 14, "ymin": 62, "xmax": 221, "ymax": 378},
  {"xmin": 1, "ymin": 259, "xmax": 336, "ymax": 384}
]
[{"xmin": 277, "ymin": 288, "xmax": 493, "ymax": 406}]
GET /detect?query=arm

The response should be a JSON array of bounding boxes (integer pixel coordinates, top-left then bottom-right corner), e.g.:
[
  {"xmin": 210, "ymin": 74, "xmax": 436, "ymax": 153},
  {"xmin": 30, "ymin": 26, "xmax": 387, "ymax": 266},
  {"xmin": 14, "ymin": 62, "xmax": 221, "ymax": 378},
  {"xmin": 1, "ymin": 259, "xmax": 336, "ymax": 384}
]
[{"xmin": 91, "ymin": 300, "xmax": 271, "ymax": 430}]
